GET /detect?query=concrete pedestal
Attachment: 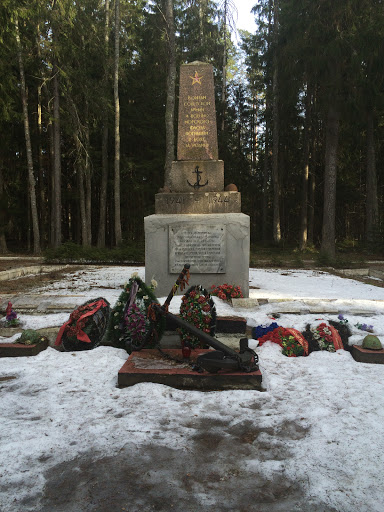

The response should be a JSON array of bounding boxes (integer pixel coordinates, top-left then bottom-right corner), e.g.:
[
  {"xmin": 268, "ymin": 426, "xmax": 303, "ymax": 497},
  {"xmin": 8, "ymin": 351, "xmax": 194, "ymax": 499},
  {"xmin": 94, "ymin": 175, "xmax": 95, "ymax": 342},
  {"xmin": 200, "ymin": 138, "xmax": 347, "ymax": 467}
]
[{"xmin": 145, "ymin": 213, "xmax": 250, "ymax": 297}]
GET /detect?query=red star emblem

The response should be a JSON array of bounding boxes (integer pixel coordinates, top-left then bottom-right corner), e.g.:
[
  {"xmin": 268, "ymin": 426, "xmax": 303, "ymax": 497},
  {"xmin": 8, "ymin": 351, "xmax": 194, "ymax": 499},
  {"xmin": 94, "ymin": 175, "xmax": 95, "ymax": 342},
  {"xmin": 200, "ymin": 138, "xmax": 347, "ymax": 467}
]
[{"xmin": 190, "ymin": 71, "xmax": 203, "ymax": 85}]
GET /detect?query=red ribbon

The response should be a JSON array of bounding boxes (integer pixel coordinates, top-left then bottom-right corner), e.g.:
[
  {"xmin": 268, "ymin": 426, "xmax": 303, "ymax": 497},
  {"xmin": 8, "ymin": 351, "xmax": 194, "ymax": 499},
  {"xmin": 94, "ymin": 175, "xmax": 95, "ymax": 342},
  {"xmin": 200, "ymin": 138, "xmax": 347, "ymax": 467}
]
[
  {"xmin": 55, "ymin": 299, "xmax": 107, "ymax": 346},
  {"xmin": 286, "ymin": 328, "xmax": 309, "ymax": 356},
  {"xmin": 329, "ymin": 325, "xmax": 344, "ymax": 351}
]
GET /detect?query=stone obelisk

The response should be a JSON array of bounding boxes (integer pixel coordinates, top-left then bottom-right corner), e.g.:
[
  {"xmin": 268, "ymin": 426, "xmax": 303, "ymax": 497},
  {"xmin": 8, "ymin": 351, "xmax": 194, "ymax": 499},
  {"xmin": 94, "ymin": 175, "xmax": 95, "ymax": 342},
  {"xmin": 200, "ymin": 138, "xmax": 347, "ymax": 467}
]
[{"xmin": 145, "ymin": 62, "xmax": 250, "ymax": 297}]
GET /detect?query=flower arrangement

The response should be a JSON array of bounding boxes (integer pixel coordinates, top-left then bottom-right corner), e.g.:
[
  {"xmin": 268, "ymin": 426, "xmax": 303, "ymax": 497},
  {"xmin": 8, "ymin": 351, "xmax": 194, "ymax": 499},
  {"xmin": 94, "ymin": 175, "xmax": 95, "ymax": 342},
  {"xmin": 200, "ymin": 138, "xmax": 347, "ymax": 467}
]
[
  {"xmin": 55, "ymin": 297, "xmax": 110, "ymax": 351},
  {"xmin": 310, "ymin": 323, "xmax": 336, "ymax": 352},
  {"xmin": 281, "ymin": 333, "xmax": 305, "ymax": 357},
  {"xmin": 4, "ymin": 302, "xmax": 20, "ymax": 327},
  {"xmin": 309, "ymin": 322, "xmax": 344, "ymax": 352},
  {"xmin": 178, "ymin": 285, "xmax": 216, "ymax": 349},
  {"xmin": 252, "ymin": 322, "xmax": 280, "ymax": 340},
  {"xmin": 107, "ymin": 274, "xmax": 164, "ymax": 351},
  {"xmin": 354, "ymin": 322, "xmax": 374, "ymax": 333},
  {"xmin": 337, "ymin": 314, "xmax": 349, "ymax": 325},
  {"xmin": 210, "ymin": 284, "xmax": 243, "ymax": 302},
  {"xmin": 256, "ymin": 326, "xmax": 308, "ymax": 357}
]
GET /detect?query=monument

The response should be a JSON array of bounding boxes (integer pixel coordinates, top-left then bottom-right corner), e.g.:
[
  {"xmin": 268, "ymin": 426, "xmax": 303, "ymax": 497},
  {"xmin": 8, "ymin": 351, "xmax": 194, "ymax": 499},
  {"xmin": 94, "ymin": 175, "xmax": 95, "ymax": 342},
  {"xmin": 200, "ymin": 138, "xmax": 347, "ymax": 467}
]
[{"xmin": 145, "ymin": 62, "xmax": 250, "ymax": 297}]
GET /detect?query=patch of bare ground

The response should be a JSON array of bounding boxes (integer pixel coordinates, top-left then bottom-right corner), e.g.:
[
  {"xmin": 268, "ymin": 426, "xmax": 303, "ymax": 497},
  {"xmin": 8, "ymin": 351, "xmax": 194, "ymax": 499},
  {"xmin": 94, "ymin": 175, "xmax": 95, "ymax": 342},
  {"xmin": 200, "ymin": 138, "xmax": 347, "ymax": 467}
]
[
  {"xmin": 0, "ymin": 266, "xmax": 83, "ymax": 294},
  {"xmin": 0, "ymin": 258, "xmax": 42, "ymax": 272}
]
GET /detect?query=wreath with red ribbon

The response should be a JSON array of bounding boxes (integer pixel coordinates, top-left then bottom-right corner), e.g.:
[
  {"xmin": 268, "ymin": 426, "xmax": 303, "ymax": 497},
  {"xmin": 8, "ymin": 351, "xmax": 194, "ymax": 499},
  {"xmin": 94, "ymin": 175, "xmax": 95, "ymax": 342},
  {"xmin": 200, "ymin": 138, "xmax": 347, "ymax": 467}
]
[
  {"xmin": 55, "ymin": 297, "xmax": 110, "ymax": 351},
  {"xmin": 257, "ymin": 326, "xmax": 309, "ymax": 357}
]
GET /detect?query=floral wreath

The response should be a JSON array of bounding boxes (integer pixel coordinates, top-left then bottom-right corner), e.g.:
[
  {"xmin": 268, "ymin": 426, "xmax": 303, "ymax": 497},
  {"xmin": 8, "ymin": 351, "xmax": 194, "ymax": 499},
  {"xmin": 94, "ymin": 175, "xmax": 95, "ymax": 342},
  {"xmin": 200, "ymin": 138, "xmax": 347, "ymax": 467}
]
[
  {"xmin": 55, "ymin": 297, "xmax": 110, "ymax": 351},
  {"xmin": 257, "ymin": 325, "xmax": 309, "ymax": 357},
  {"xmin": 308, "ymin": 322, "xmax": 344, "ymax": 352},
  {"xmin": 178, "ymin": 285, "xmax": 216, "ymax": 349},
  {"xmin": 108, "ymin": 274, "xmax": 164, "ymax": 351}
]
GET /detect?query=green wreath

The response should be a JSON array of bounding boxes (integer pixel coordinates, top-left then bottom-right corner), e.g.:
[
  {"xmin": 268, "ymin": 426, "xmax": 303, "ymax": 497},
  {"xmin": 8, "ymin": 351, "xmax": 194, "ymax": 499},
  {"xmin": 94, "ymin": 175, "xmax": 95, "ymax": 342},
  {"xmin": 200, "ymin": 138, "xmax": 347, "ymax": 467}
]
[
  {"xmin": 107, "ymin": 274, "xmax": 164, "ymax": 352},
  {"xmin": 178, "ymin": 285, "xmax": 216, "ymax": 349}
]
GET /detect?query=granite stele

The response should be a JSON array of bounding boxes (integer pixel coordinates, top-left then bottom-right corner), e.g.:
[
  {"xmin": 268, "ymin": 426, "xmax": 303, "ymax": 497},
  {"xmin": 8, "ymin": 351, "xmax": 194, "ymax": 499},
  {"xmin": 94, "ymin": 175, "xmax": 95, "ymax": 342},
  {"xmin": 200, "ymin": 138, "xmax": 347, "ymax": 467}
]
[{"xmin": 145, "ymin": 62, "xmax": 250, "ymax": 297}]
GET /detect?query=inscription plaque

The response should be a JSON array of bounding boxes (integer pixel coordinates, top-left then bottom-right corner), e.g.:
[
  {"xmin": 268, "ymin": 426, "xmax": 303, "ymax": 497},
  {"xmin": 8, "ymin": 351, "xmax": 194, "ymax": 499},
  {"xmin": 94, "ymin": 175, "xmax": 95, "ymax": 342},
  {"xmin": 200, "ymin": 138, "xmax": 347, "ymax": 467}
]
[
  {"xmin": 155, "ymin": 191, "xmax": 241, "ymax": 214},
  {"xmin": 177, "ymin": 62, "xmax": 218, "ymax": 161},
  {"xmin": 169, "ymin": 224, "xmax": 226, "ymax": 273}
]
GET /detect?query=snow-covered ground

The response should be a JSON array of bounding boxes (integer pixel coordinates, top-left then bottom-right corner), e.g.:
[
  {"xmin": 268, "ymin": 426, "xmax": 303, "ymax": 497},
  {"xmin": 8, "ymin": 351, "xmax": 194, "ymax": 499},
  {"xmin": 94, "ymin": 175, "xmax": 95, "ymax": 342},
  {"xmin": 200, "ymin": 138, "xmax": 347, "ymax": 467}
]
[{"xmin": 1, "ymin": 267, "xmax": 384, "ymax": 511}]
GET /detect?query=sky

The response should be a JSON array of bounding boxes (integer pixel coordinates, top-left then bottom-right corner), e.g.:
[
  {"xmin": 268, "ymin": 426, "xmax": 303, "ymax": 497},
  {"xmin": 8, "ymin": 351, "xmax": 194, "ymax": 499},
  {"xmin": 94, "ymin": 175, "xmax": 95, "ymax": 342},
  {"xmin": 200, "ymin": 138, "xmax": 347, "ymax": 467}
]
[
  {"xmin": 1, "ymin": 266, "xmax": 384, "ymax": 510},
  {"xmin": 231, "ymin": 0, "xmax": 257, "ymax": 34}
]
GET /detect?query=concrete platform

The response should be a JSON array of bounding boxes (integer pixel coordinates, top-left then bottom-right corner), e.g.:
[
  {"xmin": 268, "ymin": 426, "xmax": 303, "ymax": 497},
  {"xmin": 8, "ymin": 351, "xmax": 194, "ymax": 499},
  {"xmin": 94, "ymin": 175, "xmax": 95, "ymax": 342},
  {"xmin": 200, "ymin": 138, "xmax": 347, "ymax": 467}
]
[
  {"xmin": 0, "ymin": 339, "xmax": 49, "ymax": 357},
  {"xmin": 118, "ymin": 349, "xmax": 263, "ymax": 391},
  {"xmin": 352, "ymin": 345, "xmax": 384, "ymax": 364}
]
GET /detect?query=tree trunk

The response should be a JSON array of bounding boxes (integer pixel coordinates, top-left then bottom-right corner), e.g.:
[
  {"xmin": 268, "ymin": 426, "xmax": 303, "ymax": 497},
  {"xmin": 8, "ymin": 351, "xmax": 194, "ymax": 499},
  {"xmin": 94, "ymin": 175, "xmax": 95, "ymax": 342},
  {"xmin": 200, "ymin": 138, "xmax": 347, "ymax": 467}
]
[
  {"xmin": 307, "ymin": 88, "xmax": 318, "ymax": 246},
  {"xmin": 84, "ymin": 118, "xmax": 92, "ymax": 245},
  {"xmin": 15, "ymin": 15, "xmax": 41, "ymax": 255},
  {"xmin": 114, "ymin": 0, "xmax": 122, "ymax": 246},
  {"xmin": 52, "ymin": 0, "xmax": 62, "ymax": 248},
  {"xmin": 164, "ymin": 0, "xmax": 176, "ymax": 188},
  {"xmin": 52, "ymin": 66, "xmax": 61, "ymax": 248},
  {"xmin": 0, "ymin": 163, "xmax": 8, "ymax": 254},
  {"xmin": 252, "ymin": 92, "xmax": 258, "ymax": 169},
  {"xmin": 262, "ymin": 120, "xmax": 269, "ymax": 242},
  {"xmin": 308, "ymin": 169, "xmax": 315, "ymax": 246},
  {"xmin": 76, "ymin": 137, "xmax": 88, "ymax": 247},
  {"xmin": 365, "ymin": 109, "xmax": 379, "ymax": 242},
  {"xmin": 221, "ymin": 0, "xmax": 227, "ymax": 133},
  {"xmin": 299, "ymin": 82, "xmax": 311, "ymax": 251},
  {"xmin": 320, "ymin": 104, "xmax": 340, "ymax": 258},
  {"xmin": 97, "ymin": 0, "xmax": 110, "ymax": 248},
  {"xmin": 271, "ymin": 0, "xmax": 281, "ymax": 244}
]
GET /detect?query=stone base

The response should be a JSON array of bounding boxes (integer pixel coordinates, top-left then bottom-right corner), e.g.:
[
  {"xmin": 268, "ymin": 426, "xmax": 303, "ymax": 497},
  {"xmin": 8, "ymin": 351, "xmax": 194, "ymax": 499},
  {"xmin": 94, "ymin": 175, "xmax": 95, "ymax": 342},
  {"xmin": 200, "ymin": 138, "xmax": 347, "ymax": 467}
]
[
  {"xmin": 118, "ymin": 349, "xmax": 262, "ymax": 391},
  {"xmin": 155, "ymin": 191, "xmax": 241, "ymax": 214},
  {"xmin": 0, "ymin": 339, "xmax": 49, "ymax": 358},
  {"xmin": 169, "ymin": 160, "xmax": 224, "ymax": 192},
  {"xmin": 352, "ymin": 345, "xmax": 384, "ymax": 364},
  {"xmin": 145, "ymin": 213, "xmax": 250, "ymax": 297}
]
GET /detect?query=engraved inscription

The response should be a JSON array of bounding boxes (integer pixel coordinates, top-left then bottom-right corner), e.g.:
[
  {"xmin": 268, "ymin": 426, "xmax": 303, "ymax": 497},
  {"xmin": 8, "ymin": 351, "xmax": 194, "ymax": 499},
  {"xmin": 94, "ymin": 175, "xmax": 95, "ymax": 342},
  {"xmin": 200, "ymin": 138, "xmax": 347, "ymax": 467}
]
[
  {"xmin": 177, "ymin": 63, "xmax": 219, "ymax": 161},
  {"xmin": 169, "ymin": 225, "xmax": 226, "ymax": 274},
  {"xmin": 184, "ymin": 95, "xmax": 211, "ymax": 150}
]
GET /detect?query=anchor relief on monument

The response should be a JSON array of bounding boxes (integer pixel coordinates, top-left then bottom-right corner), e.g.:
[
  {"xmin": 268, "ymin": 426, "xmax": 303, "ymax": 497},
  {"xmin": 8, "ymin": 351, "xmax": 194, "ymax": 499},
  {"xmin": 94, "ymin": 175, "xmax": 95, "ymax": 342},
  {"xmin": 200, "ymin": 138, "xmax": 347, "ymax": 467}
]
[{"xmin": 187, "ymin": 165, "xmax": 208, "ymax": 190}]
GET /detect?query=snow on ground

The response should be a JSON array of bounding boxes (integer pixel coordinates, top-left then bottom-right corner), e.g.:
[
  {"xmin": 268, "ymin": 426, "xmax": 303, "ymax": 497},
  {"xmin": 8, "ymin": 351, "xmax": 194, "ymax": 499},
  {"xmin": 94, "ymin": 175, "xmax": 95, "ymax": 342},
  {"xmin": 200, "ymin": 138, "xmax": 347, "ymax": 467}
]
[{"xmin": 1, "ymin": 267, "xmax": 384, "ymax": 511}]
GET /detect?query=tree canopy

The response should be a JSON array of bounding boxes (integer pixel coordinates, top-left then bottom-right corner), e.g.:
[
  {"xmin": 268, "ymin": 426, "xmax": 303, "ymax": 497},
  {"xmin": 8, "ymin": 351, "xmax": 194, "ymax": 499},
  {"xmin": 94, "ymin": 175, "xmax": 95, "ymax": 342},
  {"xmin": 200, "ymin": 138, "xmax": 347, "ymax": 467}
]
[{"xmin": 0, "ymin": 0, "xmax": 382, "ymax": 256}]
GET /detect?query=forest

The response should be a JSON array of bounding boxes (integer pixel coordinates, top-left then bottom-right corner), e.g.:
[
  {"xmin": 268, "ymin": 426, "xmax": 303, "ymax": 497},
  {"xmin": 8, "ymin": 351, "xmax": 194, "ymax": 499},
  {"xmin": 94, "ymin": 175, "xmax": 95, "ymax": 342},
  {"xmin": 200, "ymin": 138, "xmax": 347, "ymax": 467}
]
[{"xmin": 0, "ymin": 0, "xmax": 383, "ymax": 258}]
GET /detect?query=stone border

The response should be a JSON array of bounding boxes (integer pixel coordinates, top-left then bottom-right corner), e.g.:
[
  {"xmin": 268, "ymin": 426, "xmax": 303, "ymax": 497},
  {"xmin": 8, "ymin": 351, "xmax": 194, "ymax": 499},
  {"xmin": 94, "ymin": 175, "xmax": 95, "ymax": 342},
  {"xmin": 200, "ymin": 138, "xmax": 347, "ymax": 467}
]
[
  {"xmin": 0, "ymin": 339, "xmax": 49, "ymax": 357},
  {"xmin": 0, "ymin": 264, "xmax": 70, "ymax": 282}
]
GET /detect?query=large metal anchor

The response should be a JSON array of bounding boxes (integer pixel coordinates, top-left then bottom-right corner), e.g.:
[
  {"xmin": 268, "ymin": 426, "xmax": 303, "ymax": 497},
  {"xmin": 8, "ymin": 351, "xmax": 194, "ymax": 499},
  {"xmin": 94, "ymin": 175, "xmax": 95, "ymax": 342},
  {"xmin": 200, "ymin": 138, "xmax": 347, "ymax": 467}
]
[{"xmin": 137, "ymin": 265, "xmax": 259, "ymax": 374}]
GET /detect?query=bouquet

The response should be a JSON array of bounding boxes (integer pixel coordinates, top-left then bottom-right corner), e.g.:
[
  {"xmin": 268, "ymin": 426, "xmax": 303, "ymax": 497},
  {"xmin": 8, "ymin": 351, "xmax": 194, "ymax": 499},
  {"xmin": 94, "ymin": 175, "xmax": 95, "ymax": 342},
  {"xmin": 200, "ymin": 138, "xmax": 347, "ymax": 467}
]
[{"xmin": 210, "ymin": 284, "xmax": 243, "ymax": 302}]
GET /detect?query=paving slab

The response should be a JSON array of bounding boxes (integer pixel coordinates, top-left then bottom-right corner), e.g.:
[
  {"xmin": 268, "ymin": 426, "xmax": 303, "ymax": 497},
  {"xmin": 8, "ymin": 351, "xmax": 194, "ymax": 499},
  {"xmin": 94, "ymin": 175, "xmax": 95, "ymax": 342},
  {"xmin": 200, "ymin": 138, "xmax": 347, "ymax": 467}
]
[{"xmin": 118, "ymin": 349, "xmax": 263, "ymax": 391}]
